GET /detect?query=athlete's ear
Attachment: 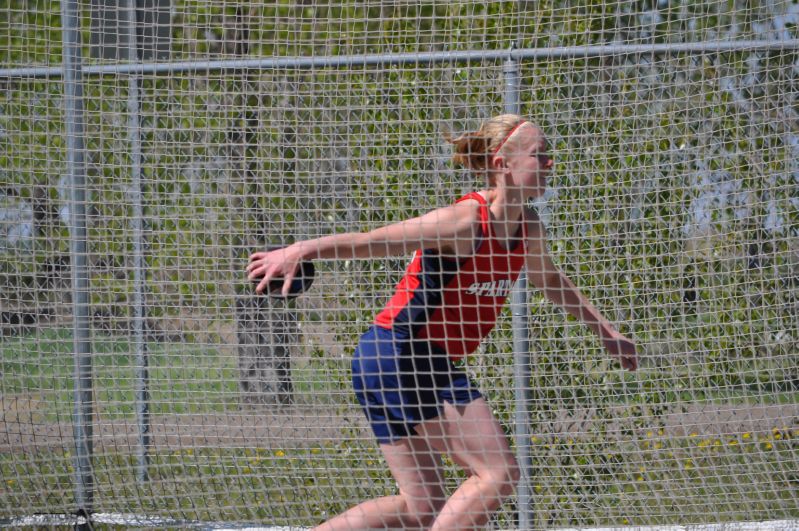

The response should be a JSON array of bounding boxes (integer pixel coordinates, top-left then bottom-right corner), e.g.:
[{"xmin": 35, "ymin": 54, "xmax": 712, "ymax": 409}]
[{"xmin": 490, "ymin": 154, "xmax": 507, "ymax": 171}]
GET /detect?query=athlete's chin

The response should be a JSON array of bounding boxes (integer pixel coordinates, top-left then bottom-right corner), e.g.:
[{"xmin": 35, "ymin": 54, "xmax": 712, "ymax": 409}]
[{"xmin": 525, "ymin": 186, "xmax": 547, "ymax": 199}]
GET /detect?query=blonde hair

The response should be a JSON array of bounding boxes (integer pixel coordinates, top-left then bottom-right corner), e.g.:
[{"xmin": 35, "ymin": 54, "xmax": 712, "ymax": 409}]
[{"xmin": 445, "ymin": 114, "xmax": 527, "ymax": 172}]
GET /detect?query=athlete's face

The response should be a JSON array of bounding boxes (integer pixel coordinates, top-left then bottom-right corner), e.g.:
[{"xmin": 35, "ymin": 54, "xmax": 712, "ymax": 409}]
[{"xmin": 494, "ymin": 124, "xmax": 552, "ymax": 198}]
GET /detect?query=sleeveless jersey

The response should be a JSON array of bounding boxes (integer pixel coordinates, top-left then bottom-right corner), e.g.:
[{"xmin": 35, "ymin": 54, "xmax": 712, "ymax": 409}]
[{"xmin": 373, "ymin": 192, "xmax": 527, "ymax": 359}]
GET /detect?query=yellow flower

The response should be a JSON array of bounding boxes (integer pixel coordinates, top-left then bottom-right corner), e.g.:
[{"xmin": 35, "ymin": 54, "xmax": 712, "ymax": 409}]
[
  {"xmin": 275, "ymin": 450, "xmax": 285, "ymax": 457},
  {"xmin": 742, "ymin": 432, "xmax": 751, "ymax": 440}
]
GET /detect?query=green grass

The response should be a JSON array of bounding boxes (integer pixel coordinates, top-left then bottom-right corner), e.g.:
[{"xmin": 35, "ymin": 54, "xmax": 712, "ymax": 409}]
[
  {"xmin": 0, "ymin": 433, "xmax": 796, "ymax": 528},
  {"xmin": 0, "ymin": 327, "xmax": 240, "ymax": 421},
  {"xmin": 0, "ymin": 443, "xmax": 395, "ymax": 527},
  {"xmin": 527, "ymin": 429, "xmax": 799, "ymax": 527}
]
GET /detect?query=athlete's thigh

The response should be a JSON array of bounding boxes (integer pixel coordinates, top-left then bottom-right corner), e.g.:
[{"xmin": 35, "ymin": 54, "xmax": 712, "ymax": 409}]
[
  {"xmin": 380, "ymin": 436, "xmax": 447, "ymax": 504},
  {"xmin": 415, "ymin": 397, "xmax": 516, "ymax": 477}
]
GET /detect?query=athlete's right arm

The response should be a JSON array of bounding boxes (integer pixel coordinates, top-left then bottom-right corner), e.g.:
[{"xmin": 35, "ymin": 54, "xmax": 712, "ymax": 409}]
[
  {"xmin": 247, "ymin": 200, "xmax": 481, "ymax": 294},
  {"xmin": 303, "ymin": 200, "xmax": 481, "ymax": 260}
]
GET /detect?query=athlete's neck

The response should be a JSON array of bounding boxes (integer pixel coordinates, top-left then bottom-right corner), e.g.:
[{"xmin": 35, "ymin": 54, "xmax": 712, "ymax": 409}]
[{"xmin": 481, "ymin": 188, "xmax": 525, "ymax": 224}]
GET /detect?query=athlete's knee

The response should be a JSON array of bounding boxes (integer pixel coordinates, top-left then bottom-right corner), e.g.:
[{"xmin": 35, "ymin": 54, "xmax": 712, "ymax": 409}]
[
  {"xmin": 405, "ymin": 508, "xmax": 436, "ymax": 529},
  {"xmin": 480, "ymin": 458, "xmax": 521, "ymax": 498},
  {"xmin": 400, "ymin": 490, "xmax": 445, "ymax": 528}
]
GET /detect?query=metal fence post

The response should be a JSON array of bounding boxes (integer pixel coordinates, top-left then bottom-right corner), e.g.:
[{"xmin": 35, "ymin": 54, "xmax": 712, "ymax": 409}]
[
  {"xmin": 122, "ymin": 0, "xmax": 151, "ymax": 484},
  {"xmin": 504, "ymin": 46, "xmax": 534, "ymax": 528},
  {"xmin": 60, "ymin": 0, "xmax": 94, "ymax": 519}
]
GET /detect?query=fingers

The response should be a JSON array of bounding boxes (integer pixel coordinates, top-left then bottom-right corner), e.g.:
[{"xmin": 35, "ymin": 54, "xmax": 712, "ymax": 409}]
[
  {"xmin": 247, "ymin": 252, "xmax": 270, "ymax": 272},
  {"xmin": 604, "ymin": 335, "xmax": 638, "ymax": 371},
  {"xmin": 280, "ymin": 269, "xmax": 296, "ymax": 297},
  {"xmin": 246, "ymin": 253, "xmax": 265, "ymax": 276},
  {"xmin": 612, "ymin": 347, "xmax": 636, "ymax": 371},
  {"xmin": 251, "ymin": 265, "xmax": 273, "ymax": 295},
  {"xmin": 246, "ymin": 249, "xmax": 299, "ymax": 296},
  {"xmin": 622, "ymin": 353, "xmax": 638, "ymax": 372},
  {"xmin": 254, "ymin": 277, "xmax": 269, "ymax": 295},
  {"xmin": 247, "ymin": 252, "xmax": 276, "ymax": 295},
  {"xmin": 621, "ymin": 345, "xmax": 638, "ymax": 371}
]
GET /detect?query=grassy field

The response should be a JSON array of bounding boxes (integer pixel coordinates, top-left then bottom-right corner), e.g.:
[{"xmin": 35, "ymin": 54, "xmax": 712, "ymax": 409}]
[
  {"xmin": 0, "ymin": 328, "xmax": 797, "ymax": 528},
  {"xmin": 0, "ymin": 327, "xmax": 241, "ymax": 421},
  {"xmin": 0, "ymin": 427, "xmax": 796, "ymax": 528}
]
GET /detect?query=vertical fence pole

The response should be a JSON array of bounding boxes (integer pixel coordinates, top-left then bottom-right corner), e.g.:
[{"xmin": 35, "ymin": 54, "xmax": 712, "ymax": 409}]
[
  {"xmin": 122, "ymin": 0, "xmax": 151, "ymax": 483},
  {"xmin": 505, "ymin": 46, "xmax": 534, "ymax": 528},
  {"xmin": 60, "ymin": 0, "xmax": 94, "ymax": 519}
]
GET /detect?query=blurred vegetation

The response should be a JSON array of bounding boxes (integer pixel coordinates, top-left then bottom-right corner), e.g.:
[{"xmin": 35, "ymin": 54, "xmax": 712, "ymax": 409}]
[{"xmin": 1, "ymin": 0, "xmax": 797, "ymax": 527}]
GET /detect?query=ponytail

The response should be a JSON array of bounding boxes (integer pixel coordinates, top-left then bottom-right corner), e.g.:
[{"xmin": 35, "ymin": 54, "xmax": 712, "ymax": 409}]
[
  {"xmin": 446, "ymin": 131, "xmax": 491, "ymax": 171},
  {"xmin": 445, "ymin": 114, "xmax": 526, "ymax": 172}
]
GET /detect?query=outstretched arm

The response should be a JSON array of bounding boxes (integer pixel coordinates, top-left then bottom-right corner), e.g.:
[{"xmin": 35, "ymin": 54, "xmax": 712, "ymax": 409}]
[
  {"xmin": 247, "ymin": 200, "xmax": 481, "ymax": 296},
  {"xmin": 524, "ymin": 212, "xmax": 637, "ymax": 371}
]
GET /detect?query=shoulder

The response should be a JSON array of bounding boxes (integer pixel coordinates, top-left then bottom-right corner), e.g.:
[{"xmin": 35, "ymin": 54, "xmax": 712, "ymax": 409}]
[
  {"xmin": 409, "ymin": 195, "xmax": 483, "ymax": 240},
  {"xmin": 426, "ymin": 194, "xmax": 485, "ymax": 256},
  {"xmin": 446, "ymin": 193, "xmax": 486, "ymax": 224},
  {"xmin": 428, "ymin": 196, "xmax": 482, "ymax": 224}
]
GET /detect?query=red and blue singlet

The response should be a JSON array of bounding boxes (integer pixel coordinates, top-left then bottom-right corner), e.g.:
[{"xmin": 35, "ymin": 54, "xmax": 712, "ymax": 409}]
[{"xmin": 373, "ymin": 191, "xmax": 528, "ymax": 359}]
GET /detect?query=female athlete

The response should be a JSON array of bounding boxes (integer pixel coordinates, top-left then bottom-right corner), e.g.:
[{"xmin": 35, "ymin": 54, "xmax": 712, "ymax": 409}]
[{"xmin": 247, "ymin": 114, "xmax": 638, "ymax": 530}]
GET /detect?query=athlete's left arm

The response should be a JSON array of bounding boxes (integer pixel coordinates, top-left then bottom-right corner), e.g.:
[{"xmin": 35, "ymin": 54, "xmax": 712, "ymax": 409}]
[{"xmin": 524, "ymin": 209, "xmax": 637, "ymax": 371}]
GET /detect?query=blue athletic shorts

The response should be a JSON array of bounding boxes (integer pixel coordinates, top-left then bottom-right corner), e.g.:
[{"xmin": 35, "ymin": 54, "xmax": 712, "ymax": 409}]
[{"xmin": 351, "ymin": 325, "xmax": 482, "ymax": 444}]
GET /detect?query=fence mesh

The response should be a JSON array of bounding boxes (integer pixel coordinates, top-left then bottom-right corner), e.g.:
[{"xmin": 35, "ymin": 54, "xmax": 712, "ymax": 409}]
[{"xmin": 1, "ymin": 1, "xmax": 798, "ymax": 528}]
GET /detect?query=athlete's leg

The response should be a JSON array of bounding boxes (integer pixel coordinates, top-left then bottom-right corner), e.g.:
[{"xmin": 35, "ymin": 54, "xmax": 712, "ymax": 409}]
[
  {"xmin": 415, "ymin": 397, "xmax": 520, "ymax": 530},
  {"xmin": 313, "ymin": 435, "xmax": 447, "ymax": 530}
]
